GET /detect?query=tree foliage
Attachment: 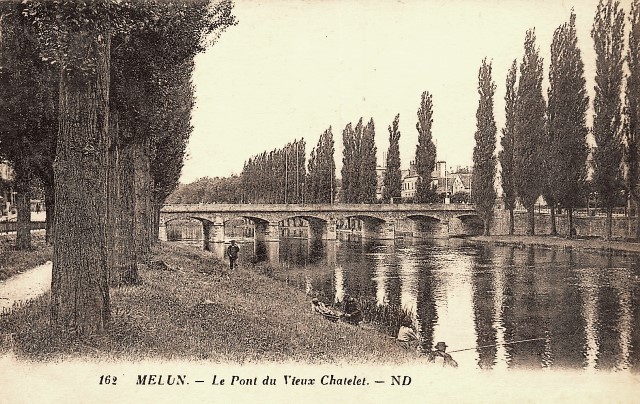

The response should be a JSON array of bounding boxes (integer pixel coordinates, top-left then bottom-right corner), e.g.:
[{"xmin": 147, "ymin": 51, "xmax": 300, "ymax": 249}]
[
  {"xmin": 307, "ymin": 128, "xmax": 336, "ymax": 203},
  {"xmin": 625, "ymin": 0, "xmax": 640, "ymax": 237},
  {"xmin": 548, "ymin": 10, "xmax": 589, "ymax": 237},
  {"xmin": 591, "ymin": 0, "xmax": 625, "ymax": 239},
  {"xmin": 359, "ymin": 118, "xmax": 378, "ymax": 203},
  {"xmin": 11, "ymin": 0, "xmax": 237, "ymax": 336},
  {"xmin": 513, "ymin": 29, "xmax": 546, "ymax": 235},
  {"xmin": 241, "ymin": 140, "xmax": 306, "ymax": 203},
  {"xmin": 415, "ymin": 91, "xmax": 437, "ymax": 203},
  {"xmin": 0, "ymin": 1, "xmax": 58, "ymax": 249},
  {"xmin": 383, "ymin": 114, "xmax": 402, "ymax": 202},
  {"xmin": 498, "ymin": 60, "xmax": 517, "ymax": 235},
  {"xmin": 471, "ymin": 58, "xmax": 497, "ymax": 235}
]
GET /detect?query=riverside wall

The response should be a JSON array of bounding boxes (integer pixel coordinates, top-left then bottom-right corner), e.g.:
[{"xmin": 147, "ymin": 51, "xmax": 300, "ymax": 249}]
[{"xmin": 490, "ymin": 208, "xmax": 637, "ymax": 238}]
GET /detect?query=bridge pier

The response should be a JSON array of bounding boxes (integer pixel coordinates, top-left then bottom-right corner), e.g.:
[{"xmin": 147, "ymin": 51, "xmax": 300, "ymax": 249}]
[
  {"xmin": 255, "ymin": 221, "xmax": 280, "ymax": 242},
  {"xmin": 211, "ymin": 216, "xmax": 225, "ymax": 242},
  {"xmin": 380, "ymin": 220, "xmax": 396, "ymax": 240}
]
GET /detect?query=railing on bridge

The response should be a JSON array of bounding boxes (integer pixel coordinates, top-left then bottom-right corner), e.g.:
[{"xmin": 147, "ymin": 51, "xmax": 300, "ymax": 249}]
[{"xmin": 161, "ymin": 203, "xmax": 477, "ymax": 212}]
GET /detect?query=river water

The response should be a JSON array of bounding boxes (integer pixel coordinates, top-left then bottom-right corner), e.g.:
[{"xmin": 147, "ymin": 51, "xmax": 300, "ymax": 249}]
[{"xmin": 180, "ymin": 232, "xmax": 640, "ymax": 372}]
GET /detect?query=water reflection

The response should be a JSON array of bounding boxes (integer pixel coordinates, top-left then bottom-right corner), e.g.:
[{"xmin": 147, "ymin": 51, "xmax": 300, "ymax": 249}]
[{"xmin": 173, "ymin": 231, "xmax": 640, "ymax": 372}]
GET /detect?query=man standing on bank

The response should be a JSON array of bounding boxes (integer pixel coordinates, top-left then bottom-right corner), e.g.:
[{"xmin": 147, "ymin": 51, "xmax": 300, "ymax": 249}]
[{"xmin": 227, "ymin": 240, "xmax": 240, "ymax": 270}]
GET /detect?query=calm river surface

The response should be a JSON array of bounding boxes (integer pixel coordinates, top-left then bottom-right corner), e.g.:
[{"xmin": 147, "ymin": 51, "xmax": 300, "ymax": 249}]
[{"xmin": 185, "ymin": 234, "xmax": 640, "ymax": 371}]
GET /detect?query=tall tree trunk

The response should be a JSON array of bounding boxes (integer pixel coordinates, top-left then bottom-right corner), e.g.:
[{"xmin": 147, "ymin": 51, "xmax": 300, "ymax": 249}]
[
  {"xmin": 152, "ymin": 196, "xmax": 162, "ymax": 243},
  {"xmin": 606, "ymin": 206, "xmax": 613, "ymax": 240},
  {"xmin": 50, "ymin": 32, "xmax": 111, "ymax": 336},
  {"xmin": 508, "ymin": 208, "xmax": 514, "ymax": 235},
  {"xmin": 636, "ymin": 200, "xmax": 640, "ymax": 239},
  {"xmin": 113, "ymin": 139, "xmax": 138, "ymax": 285},
  {"xmin": 14, "ymin": 163, "xmax": 32, "ymax": 250},
  {"xmin": 549, "ymin": 202, "xmax": 557, "ymax": 236},
  {"xmin": 133, "ymin": 140, "xmax": 153, "ymax": 258},
  {"xmin": 44, "ymin": 180, "xmax": 55, "ymax": 245},
  {"xmin": 527, "ymin": 206, "xmax": 535, "ymax": 236},
  {"xmin": 567, "ymin": 207, "xmax": 574, "ymax": 239}
]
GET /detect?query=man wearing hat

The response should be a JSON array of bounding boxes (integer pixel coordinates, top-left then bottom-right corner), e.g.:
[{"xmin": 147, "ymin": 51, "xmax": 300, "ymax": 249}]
[
  {"xmin": 226, "ymin": 240, "xmax": 240, "ymax": 270},
  {"xmin": 427, "ymin": 341, "xmax": 458, "ymax": 367}
]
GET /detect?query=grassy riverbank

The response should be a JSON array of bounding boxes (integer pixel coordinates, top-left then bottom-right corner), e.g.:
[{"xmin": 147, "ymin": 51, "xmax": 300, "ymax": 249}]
[
  {"xmin": 469, "ymin": 234, "xmax": 640, "ymax": 254},
  {"xmin": 0, "ymin": 243, "xmax": 412, "ymax": 363},
  {"xmin": 0, "ymin": 233, "xmax": 52, "ymax": 281}
]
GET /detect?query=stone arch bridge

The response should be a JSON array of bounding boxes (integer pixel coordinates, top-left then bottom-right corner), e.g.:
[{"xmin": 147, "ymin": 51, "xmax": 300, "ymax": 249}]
[{"xmin": 159, "ymin": 203, "xmax": 481, "ymax": 244}]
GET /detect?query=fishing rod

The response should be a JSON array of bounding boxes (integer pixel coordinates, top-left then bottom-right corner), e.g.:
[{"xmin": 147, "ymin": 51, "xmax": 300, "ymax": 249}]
[{"xmin": 447, "ymin": 337, "xmax": 547, "ymax": 354}]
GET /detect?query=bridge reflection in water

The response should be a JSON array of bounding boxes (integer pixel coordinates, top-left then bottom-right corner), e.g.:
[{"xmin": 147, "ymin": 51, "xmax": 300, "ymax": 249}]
[{"xmin": 168, "ymin": 225, "xmax": 639, "ymax": 372}]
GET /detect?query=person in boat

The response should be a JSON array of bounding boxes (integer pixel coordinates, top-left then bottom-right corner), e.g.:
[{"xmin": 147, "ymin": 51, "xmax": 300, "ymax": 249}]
[
  {"xmin": 427, "ymin": 341, "xmax": 458, "ymax": 368},
  {"xmin": 342, "ymin": 295, "xmax": 362, "ymax": 325},
  {"xmin": 396, "ymin": 317, "xmax": 420, "ymax": 351}
]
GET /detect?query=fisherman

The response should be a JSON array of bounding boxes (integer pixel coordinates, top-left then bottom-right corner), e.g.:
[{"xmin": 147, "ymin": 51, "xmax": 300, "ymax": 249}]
[
  {"xmin": 396, "ymin": 317, "xmax": 420, "ymax": 351},
  {"xmin": 226, "ymin": 240, "xmax": 240, "ymax": 270},
  {"xmin": 427, "ymin": 341, "xmax": 458, "ymax": 368},
  {"xmin": 342, "ymin": 295, "xmax": 362, "ymax": 325}
]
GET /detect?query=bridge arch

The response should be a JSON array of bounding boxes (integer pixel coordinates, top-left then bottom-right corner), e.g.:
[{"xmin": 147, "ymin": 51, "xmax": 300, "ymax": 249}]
[{"xmin": 449, "ymin": 214, "xmax": 484, "ymax": 236}]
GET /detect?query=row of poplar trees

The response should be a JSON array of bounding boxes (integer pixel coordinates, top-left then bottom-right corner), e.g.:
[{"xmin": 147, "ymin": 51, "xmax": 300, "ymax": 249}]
[
  {"xmin": 240, "ymin": 139, "xmax": 306, "ymax": 203},
  {"xmin": 0, "ymin": 0, "xmax": 236, "ymax": 336},
  {"xmin": 472, "ymin": 0, "xmax": 640, "ymax": 239},
  {"xmin": 238, "ymin": 101, "xmax": 440, "ymax": 206}
]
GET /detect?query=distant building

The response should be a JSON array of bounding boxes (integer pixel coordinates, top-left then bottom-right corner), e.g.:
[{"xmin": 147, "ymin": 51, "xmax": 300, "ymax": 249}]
[{"xmin": 401, "ymin": 160, "xmax": 472, "ymax": 202}]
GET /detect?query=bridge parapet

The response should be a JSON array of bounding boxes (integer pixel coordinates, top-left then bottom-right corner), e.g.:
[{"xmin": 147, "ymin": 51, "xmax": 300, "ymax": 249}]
[{"xmin": 161, "ymin": 203, "xmax": 476, "ymax": 214}]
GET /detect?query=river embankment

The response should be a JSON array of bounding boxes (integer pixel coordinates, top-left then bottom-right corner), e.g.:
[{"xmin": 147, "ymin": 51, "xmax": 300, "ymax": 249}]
[
  {"xmin": 0, "ymin": 242, "xmax": 413, "ymax": 363},
  {"xmin": 469, "ymin": 234, "xmax": 640, "ymax": 255}
]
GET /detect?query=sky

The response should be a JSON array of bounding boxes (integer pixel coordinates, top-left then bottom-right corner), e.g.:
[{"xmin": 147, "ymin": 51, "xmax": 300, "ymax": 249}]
[{"xmin": 180, "ymin": 0, "xmax": 611, "ymax": 184}]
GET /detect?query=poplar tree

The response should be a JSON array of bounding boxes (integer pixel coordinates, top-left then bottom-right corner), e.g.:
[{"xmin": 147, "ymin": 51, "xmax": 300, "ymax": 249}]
[
  {"xmin": 513, "ymin": 29, "xmax": 546, "ymax": 235},
  {"xmin": 383, "ymin": 114, "xmax": 402, "ymax": 203},
  {"xmin": 415, "ymin": 91, "xmax": 437, "ymax": 203},
  {"xmin": 591, "ymin": 0, "xmax": 625, "ymax": 239},
  {"xmin": 548, "ymin": 11, "xmax": 589, "ymax": 238},
  {"xmin": 341, "ymin": 123, "xmax": 356, "ymax": 203},
  {"xmin": 307, "ymin": 128, "xmax": 335, "ymax": 203},
  {"xmin": 625, "ymin": 0, "xmax": 640, "ymax": 238},
  {"xmin": 499, "ymin": 60, "xmax": 518, "ymax": 235},
  {"xmin": 472, "ymin": 58, "xmax": 497, "ymax": 235},
  {"xmin": 359, "ymin": 118, "xmax": 378, "ymax": 203}
]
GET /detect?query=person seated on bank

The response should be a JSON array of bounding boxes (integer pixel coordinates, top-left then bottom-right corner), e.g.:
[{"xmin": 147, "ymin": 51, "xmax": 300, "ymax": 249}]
[
  {"xmin": 396, "ymin": 317, "xmax": 420, "ymax": 351},
  {"xmin": 311, "ymin": 298, "xmax": 330, "ymax": 313},
  {"xmin": 342, "ymin": 295, "xmax": 362, "ymax": 325},
  {"xmin": 427, "ymin": 341, "xmax": 458, "ymax": 368}
]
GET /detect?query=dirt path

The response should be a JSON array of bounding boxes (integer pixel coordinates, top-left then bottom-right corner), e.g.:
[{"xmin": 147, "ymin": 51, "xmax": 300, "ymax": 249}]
[{"xmin": 0, "ymin": 261, "xmax": 51, "ymax": 312}]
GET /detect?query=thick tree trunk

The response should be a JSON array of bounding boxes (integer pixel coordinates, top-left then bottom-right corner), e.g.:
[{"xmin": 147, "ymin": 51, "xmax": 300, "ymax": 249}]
[
  {"xmin": 50, "ymin": 32, "xmax": 111, "ymax": 336},
  {"xmin": 508, "ymin": 208, "xmax": 514, "ymax": 235},
  {"xmin": 107, "ymin": 113, "xmax": 139, "ymax": 287},
  {"xmin": 152, "ymin": 196, "xmax": 162, "ymax": 243},
  {"xmin": 44, "ymin": 180, "xmax": 55, "ymax": 245},
  {"xmin": 133, "ymin": 140, "xmax": 153, "ymax": 258},
  {"xmin": 527, "ymin": 206, "xmax": 535, "ymax": 236},
  {"xmin": 114, "ymin": 141, "xmax": 138, "ymax": 285},
  {"xmin": 14, "ymin": 163, "xmax": 32, "ymax": 250}
]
